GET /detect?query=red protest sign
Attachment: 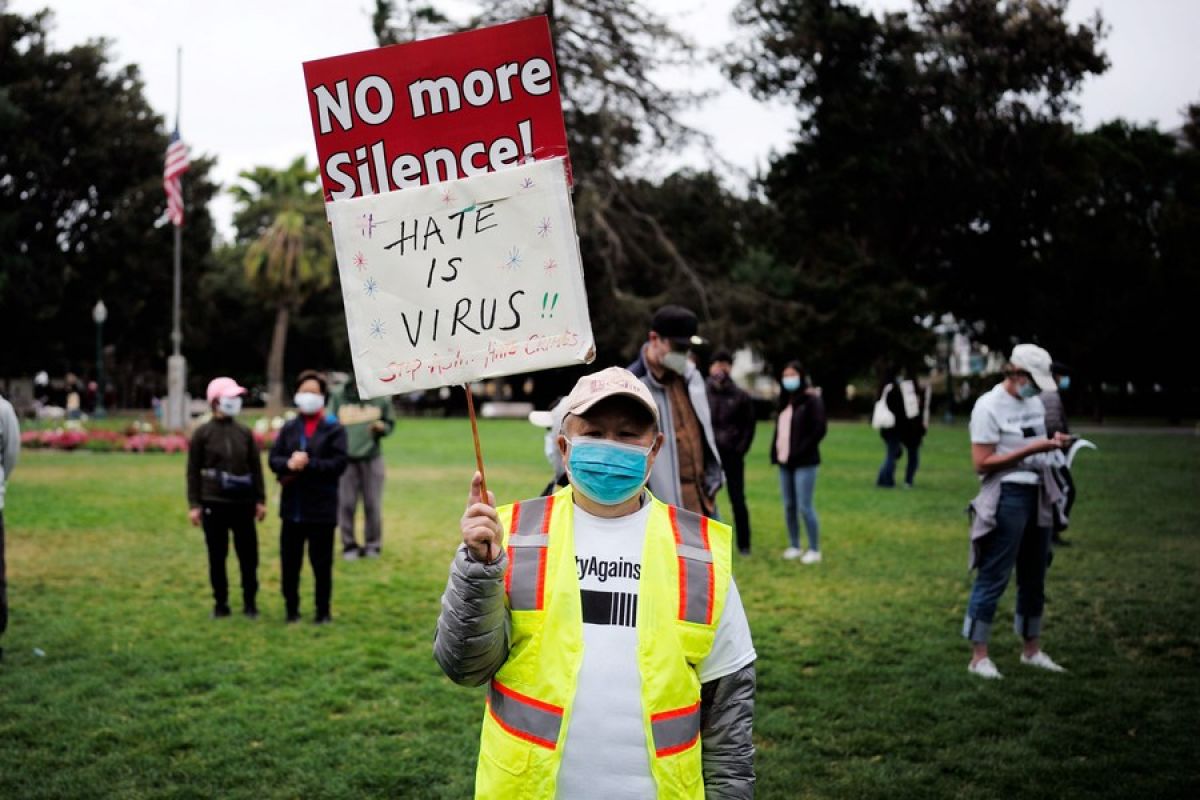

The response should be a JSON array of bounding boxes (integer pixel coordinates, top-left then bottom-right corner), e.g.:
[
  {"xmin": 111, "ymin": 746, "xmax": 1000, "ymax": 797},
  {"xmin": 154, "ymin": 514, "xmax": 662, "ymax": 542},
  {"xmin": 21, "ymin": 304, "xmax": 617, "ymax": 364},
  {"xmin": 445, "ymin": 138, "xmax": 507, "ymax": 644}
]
[{"xmin": 303, "ymin": 16, "xmax": 570, "ymax": 202}]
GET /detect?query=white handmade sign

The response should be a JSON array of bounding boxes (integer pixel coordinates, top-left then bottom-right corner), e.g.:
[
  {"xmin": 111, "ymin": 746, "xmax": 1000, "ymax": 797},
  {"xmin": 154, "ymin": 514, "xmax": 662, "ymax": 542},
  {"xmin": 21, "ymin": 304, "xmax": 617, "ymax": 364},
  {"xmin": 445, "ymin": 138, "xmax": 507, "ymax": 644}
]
[{"xmin": 327, "ymin": 157, "xmax": 594, "ymax": 397}]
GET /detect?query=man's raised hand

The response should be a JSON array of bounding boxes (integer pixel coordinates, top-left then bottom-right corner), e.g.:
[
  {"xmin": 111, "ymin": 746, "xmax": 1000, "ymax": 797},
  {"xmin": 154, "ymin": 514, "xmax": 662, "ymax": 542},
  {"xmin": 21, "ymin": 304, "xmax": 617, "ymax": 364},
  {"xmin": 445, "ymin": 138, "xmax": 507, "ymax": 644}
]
[{"xmin": 461, "ymin": 471, "xmax": 501, "ymax": 563}]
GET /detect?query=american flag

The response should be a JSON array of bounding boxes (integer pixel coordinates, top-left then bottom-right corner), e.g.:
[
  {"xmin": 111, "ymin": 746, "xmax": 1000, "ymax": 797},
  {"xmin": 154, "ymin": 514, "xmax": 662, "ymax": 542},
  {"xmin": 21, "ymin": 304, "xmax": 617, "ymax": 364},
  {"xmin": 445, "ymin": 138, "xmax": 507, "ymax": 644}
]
[{"xmin": 163, "ymin": 127, "xmax": 190, "ymax": 227}]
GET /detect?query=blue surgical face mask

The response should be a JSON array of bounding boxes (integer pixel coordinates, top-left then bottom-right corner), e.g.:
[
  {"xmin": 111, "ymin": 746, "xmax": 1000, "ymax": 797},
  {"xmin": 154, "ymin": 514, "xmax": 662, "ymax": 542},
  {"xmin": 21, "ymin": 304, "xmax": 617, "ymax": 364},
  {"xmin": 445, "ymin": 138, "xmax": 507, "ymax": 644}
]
[
  {"xmin": 1018, "ymin": 382, "xmax": 1040, "ymax": 399},
  {"xmin": 567, "ymin": 437, "xmax": 652, "ymax": 506},
  {"xmin": 1058, "ymin": 376, "xmax": 1071, "ymax": 390},
  {"xmin": 782, "ymin": 376, "xmax": 802, "ymax": 392}
]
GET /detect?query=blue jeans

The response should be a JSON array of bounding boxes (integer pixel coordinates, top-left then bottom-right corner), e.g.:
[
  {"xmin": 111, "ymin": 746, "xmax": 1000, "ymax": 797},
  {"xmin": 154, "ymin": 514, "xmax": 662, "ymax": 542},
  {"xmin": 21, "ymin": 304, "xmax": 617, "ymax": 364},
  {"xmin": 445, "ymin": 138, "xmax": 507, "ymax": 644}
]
[
  {"xmin": 962, "ymin": 483, "xmax": 1050, "ymax": 643},
  {"xmin": 876, "ymin": 437, "xmax": 920, "ymax": 487},
  {"xmin": 779, "ymin": 466, "xmax": 820, "ymax": 551}
]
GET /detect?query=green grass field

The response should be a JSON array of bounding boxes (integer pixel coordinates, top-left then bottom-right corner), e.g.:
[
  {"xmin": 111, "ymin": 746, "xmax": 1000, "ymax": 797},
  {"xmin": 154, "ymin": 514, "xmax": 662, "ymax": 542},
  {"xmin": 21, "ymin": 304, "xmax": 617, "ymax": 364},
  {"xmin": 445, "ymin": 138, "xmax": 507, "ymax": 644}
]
[{"xmin": 1, "ymin": 420, "xmax": 1198, "ymax": 799}]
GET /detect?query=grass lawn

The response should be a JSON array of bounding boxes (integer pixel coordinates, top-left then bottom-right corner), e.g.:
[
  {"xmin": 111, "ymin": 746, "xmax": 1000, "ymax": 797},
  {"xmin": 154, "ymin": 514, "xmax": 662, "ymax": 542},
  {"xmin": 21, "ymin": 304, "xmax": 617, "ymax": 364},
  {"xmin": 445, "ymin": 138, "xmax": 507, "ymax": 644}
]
[{"xmin": 1, "ymin": 419, "xmax": 1198, "ymax": 798}]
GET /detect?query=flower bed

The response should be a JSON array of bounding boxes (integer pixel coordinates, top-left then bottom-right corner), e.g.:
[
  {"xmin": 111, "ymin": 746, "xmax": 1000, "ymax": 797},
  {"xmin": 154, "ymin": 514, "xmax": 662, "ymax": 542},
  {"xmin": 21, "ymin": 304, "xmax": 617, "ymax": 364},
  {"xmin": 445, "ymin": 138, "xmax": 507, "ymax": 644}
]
[{"xmin": 19, "ymin": 420, "xmax": 281, "ymax": 453}]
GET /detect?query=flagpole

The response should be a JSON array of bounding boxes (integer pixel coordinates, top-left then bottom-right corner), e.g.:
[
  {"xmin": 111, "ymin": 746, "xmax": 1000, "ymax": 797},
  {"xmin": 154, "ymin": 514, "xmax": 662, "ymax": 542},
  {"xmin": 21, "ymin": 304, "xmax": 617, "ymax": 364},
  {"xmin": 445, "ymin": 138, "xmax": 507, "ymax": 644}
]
[
  {"xmin": 166, "ymin": 46, "xmax": 187, "ymax": 430},
  {"xmin": 172, "ymin": 46, "xmax": 182, "ymax": 359}
]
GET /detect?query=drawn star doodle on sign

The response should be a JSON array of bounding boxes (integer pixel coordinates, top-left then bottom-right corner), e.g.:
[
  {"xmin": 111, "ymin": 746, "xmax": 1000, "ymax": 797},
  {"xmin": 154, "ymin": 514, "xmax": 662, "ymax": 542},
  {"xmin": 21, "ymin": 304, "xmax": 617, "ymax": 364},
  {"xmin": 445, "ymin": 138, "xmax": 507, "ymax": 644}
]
[
  {"xmin": 536, "ymin": 217, "xmax": 552, "ymax": 238},
  {"xmin": 502, "ymin": 246, "xmax": 522, "ymax": 270},
  {"xmin": 440, "ymin": 188, "xmax": 454, "ymax": 206},
  {"xmin": 360, "ymin": 213, "xmax": 382, "ymax": 238},
  {"xmin": 363, "ymin": 277, "xmax": 379, "ymax": 298},
  {"xmin": 353, "ymin": 251, "xmax": 368, "ymax": 271},
  {"xmin": 369, "ymin": 319, "xmax": 386, "ymax": 338},
  {"xmin": 544, "ymin": 258, "xmax": 558, "ymax": 272},
  {"xmin": 520, "ymin": 177, "xmax": 535, "ymax": 190}
]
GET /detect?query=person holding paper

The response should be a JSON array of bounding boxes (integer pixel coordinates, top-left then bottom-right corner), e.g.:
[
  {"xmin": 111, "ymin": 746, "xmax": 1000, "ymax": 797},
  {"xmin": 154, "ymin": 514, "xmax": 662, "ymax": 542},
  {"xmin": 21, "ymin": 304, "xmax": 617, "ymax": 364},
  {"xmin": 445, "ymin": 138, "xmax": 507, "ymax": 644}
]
[
  {"xmin": 628, "ymin": 304, "xmax": 724, "ymax": 517},
  {"xmin": 187, "ymin": 377, "xmax": 267, "ymax": 619},
  {"xmin": 329, "ymin": 376, "xmax": 395, "ymax": 560},
  {"xmin": 269, "ymin": 371, "xmax": 347, "ymax": 624},
  {"xmin": 434, "ymin": 366, "xmax": 756, "ymax": 799},
  {"xmin": 963, "ymin": 344, "xmax": 1072, "ymax": 679}
]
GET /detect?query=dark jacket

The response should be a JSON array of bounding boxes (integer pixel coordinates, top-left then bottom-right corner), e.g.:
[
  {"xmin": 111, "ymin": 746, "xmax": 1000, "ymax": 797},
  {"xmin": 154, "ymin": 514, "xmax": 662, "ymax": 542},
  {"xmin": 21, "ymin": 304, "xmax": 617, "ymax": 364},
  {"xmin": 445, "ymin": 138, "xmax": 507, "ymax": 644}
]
[
  {"xmin": 770, "ymin": 391, "xmax": 827, "ymax": 468},
  {"xmin": 706, "ymin": 374, "xmax": 756, "ymax": 458},
  {"xmin": 187, "ymin": 417, "xmax": 265, "ymax": 507},
  {"xmin": 878, "ymin": 378, "xmax": 926, "ymax": 446},
  {"xmin": 268, "ymin": 415, "xmax": 348, "ymax": 525}
]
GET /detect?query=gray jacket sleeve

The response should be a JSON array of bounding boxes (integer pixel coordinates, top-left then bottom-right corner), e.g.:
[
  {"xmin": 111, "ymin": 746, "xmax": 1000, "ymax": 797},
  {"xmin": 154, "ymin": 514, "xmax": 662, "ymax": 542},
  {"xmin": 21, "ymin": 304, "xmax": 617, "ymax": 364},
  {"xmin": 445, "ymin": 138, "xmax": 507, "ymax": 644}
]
[
  {"xmin": 701, "ymin": 663, "xmax": 756, "ymax": 798},
  {"xmin": 433, "ymin": 545, "xmax": 510, "ymax": 687},
  {"xmin": 0, "ymin": 399, "xmax": 19, "ymax": 482}
]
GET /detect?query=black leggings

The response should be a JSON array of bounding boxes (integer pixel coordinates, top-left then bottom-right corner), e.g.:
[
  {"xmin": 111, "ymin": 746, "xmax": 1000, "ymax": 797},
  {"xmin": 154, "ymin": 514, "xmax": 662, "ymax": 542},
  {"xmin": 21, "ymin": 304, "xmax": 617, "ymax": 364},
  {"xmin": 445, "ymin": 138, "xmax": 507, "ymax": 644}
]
[{"xmin": 201, "ymin": 504, "xmax": 259, "ymax": 610}]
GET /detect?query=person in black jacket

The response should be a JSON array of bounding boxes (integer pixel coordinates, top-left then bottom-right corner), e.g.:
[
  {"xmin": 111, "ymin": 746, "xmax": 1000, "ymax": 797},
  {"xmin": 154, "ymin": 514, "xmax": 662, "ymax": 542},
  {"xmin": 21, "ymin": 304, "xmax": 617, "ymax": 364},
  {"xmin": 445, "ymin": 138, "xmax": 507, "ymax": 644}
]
[
  {"xmin": 769, "ymin": 362, "xmax": 828, "ymax": 563},
  {"xmin": 875, "ymin": 368, "xmax": 927, "ymax": 488},
  {"xmin": 706, "ymin": 350, "xmax": 756, "ymax": 555},
  {"xmin": 268, "ymin": 370, "xmax": 348, "ymax": 624},
  {"xmin": 187, "ymin": 377, "xmax": 266, "ymax": 619}
]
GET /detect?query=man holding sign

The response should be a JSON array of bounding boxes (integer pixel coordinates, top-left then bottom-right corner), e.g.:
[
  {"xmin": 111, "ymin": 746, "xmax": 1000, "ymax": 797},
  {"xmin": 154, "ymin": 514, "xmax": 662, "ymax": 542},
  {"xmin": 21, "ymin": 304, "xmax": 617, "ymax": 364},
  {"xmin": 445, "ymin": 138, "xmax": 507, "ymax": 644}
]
[{"xmin": 434, "ymin": 367, "xmax": 756, "ymax": 799}]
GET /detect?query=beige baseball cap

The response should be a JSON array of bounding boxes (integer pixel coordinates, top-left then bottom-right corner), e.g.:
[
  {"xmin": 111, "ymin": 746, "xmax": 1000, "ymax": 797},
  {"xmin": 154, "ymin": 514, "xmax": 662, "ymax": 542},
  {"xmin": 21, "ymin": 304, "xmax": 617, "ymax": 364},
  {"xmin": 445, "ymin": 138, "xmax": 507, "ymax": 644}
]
[{"xmin": 563, "ymin": 367, "xmax": 659, "ymax": 425}]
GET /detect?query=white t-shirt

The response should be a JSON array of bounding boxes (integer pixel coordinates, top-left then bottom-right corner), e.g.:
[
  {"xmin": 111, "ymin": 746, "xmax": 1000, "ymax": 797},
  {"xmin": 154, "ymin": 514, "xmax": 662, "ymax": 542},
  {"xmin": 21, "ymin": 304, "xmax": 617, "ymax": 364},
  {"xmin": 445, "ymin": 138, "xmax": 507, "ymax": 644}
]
[
  {"xmin": 969, "ymin": 382, "xmax": 1049, "ymax": 484},
  {"xmin": 554, "ymin": 500, "xmax": 756, "ymax": 800}
]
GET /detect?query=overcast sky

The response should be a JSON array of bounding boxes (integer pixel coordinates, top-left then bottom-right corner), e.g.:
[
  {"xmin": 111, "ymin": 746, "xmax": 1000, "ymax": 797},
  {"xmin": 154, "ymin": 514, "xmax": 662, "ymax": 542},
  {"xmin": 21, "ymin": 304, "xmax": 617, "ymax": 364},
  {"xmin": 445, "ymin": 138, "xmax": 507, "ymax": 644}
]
[{"xmin": 10, "ymin": 0, "xmax": 1200, "ymax": 240}]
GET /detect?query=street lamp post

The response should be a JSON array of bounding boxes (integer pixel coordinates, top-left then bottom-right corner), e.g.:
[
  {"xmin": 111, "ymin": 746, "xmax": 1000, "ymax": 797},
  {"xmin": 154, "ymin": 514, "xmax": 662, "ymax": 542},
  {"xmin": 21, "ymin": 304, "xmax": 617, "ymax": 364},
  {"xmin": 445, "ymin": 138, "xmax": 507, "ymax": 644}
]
[
  {"xmin": 93, "ymin": 299, "xmax": 108, "ymax": 419},
  {"xmin": 932, "ymin": 316, "xmax": 956, "ymax": 423}
]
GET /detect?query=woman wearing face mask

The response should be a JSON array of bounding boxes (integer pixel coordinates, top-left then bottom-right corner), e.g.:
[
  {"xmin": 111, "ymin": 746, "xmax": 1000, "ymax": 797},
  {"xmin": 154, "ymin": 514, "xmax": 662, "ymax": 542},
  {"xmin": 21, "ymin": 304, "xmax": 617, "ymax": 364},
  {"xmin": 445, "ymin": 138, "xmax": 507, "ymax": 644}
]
[
  {"xmin": 268, "ymin": 370, "xmax": 348, "ymax": 624},
  {"xmin": 187, "ymin": 377, "xmax": 267, "ymax": 619},
  {"xmin": 770, "ymin": 362, "xmax": 827, "ymax": 563},
  {"xmin": 962, "ymin": 344, "xmax": 1072, "ymax": 679}
]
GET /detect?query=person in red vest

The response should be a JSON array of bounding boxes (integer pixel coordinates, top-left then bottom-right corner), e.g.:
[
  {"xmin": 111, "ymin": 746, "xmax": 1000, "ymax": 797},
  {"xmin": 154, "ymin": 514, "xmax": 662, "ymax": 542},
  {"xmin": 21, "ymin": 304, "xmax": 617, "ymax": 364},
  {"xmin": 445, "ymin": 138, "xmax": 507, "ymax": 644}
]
[{"xmin": 434, "ymin": 366, "xmax": 755, "ymax": 799}]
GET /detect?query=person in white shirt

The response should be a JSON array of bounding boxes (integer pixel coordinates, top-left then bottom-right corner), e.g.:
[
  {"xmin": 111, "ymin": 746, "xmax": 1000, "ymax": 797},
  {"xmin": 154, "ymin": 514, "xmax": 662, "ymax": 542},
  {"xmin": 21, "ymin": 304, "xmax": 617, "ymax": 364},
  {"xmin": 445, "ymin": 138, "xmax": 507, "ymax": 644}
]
[
  {"xmin": 962, "ymin": 344, "xmax": 1073, "ymax": 680},
  {"xmin": 434, "ymin": 367, "xmax": 755, "ymax": 798}
]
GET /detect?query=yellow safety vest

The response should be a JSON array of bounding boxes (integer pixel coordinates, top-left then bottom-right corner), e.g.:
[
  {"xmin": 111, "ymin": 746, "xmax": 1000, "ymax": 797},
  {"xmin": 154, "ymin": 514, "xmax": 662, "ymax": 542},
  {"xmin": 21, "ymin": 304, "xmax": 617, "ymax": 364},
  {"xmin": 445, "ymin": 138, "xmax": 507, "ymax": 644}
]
[{"xmin": 474, "ymin": 486, "xmax": 732, "ymax": 800}]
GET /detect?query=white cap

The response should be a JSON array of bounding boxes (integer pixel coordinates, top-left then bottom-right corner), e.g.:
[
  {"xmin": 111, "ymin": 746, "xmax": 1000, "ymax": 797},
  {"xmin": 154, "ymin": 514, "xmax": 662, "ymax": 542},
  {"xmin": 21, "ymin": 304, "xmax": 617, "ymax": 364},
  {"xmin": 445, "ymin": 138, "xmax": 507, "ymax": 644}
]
[{"xmin": 1010, "ymin": 344, "xmax": 1056, "ymax": 391}]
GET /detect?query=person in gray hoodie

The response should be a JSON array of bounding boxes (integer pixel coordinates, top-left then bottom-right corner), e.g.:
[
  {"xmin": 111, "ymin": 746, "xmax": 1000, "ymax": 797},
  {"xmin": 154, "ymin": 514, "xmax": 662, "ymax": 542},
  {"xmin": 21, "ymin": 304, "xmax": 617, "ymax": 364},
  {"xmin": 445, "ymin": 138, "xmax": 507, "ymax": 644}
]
[{"xmin": 0, "ymin": 393, "xmax": 21, "ymax": 661}]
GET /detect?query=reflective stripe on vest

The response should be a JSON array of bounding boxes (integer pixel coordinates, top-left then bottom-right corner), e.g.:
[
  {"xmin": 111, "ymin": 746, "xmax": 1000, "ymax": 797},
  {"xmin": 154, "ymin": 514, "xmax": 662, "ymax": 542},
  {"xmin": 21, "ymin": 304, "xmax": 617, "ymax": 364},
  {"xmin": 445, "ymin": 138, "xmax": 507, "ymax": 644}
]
[
  {"xmin": 650, "ymin": 701, "xmax": 702, "ymax": 758},
  {"xmin": 488, "ymin": 679, "xmax": 564, "ymax": 750},
  {"xmin": 668, "ymin": 505, "xmax": 715, "ymax": 625},
  {"xmin": 506, "ymin": 495, "xmax": 554, "ymax": 611}
]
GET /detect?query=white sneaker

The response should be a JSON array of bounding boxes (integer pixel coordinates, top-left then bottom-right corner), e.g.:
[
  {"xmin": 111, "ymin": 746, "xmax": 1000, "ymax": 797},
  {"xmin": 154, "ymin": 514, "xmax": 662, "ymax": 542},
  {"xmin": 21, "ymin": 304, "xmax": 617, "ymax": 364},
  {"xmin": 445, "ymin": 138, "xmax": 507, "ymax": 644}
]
[
  {"xmin": 968, "ymin": 658, "xmax": 1003, "ymax": 679},
  {"xmin": 782, "ymin": 547, "xmax": 803, "ymax": 560},
  {"xmin": 1021, "ymin": 650, "xmax": 1066, "ymax": 673},
  {"xmin": 800, "ymin": 550, "xmax": 822, "ymax": 565}
]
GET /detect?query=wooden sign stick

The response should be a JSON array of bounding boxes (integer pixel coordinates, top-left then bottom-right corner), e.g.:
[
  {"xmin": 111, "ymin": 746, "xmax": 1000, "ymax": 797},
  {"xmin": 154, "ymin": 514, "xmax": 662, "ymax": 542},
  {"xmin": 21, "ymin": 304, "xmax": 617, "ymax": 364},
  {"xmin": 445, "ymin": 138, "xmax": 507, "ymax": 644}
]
[{"xmin": 464, "ymin": 384, "xmax": 488, "ymax": 502}]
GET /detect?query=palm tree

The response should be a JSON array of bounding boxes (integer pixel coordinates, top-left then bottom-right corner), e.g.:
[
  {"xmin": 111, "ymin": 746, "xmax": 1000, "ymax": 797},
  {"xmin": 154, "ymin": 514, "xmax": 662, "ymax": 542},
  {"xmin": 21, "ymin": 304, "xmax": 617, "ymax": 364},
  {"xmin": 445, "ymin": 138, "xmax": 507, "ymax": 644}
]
[{"xmin": 230, "ymin": 157, "xmax": 334, "ymax": 408}]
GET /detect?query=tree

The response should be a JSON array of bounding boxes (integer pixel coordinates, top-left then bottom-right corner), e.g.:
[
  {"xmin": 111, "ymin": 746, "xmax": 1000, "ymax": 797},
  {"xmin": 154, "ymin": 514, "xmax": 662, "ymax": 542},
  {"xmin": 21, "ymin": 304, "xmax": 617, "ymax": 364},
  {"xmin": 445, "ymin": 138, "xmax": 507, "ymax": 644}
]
[
  {"xmin": 372, "ymin": 1, "xmax": 764, "ymax": 369},
  {"xmin": 229, "ymin": 158, "xmax": 335, "ymax": 408},
  {"xmin": 0, "ymin": 8, "xmax": 219, "ymax": 402},
  {"xmin": 726, "ymin": 0, "xmax": 1109, "ymax": 397}
]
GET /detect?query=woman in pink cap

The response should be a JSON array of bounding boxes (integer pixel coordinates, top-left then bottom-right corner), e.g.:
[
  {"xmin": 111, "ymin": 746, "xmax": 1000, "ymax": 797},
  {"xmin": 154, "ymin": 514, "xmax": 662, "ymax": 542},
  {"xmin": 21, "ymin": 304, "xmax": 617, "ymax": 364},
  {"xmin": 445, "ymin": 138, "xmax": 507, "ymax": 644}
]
[{"xmin": 186, "ymin": 377, "xmax": 266, "ymax": 619}]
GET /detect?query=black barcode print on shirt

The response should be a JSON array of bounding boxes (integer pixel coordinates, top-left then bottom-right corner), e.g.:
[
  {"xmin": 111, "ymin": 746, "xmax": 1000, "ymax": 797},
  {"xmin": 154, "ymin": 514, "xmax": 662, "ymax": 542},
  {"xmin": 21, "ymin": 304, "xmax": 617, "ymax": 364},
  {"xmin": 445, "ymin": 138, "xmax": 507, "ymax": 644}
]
[{"xmin": 580, "ymin": 589, "xmax": 638, "ymax": 628}]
